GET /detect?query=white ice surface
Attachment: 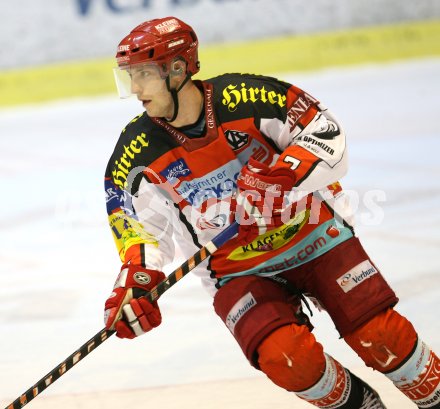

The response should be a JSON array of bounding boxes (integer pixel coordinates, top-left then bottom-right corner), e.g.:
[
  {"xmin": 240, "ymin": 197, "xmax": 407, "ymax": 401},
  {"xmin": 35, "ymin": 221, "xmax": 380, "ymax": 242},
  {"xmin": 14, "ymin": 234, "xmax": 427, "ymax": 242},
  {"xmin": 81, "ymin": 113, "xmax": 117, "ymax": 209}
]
[{"xmin": 0, "ymin": 58, "xmax": 439, "ymax": 408}]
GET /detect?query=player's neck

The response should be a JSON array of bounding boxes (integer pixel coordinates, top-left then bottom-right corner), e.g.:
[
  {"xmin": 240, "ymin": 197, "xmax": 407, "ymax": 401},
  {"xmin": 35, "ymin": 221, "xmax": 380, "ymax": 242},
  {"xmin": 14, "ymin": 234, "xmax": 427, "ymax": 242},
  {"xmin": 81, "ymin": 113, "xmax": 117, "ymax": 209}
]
[{"xmin": 169, "ymin": 81, "xmax": 204, "ymax": 128}]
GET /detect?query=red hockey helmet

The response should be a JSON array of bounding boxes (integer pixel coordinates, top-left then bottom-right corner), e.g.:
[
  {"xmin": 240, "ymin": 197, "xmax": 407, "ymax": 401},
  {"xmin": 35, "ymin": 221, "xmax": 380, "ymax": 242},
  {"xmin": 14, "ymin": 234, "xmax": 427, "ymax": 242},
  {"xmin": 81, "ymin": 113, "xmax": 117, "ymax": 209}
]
[{"xmin": 115, "ymin": 17, "xmax": 200, "ymax": 77}]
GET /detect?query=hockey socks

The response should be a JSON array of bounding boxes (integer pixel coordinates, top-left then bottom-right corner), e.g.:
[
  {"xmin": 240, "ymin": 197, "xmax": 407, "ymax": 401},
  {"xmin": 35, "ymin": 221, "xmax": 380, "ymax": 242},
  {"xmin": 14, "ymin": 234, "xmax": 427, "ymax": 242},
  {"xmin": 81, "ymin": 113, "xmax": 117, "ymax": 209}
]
[
  {"xmin": 295, "ymin": 354, "xmax": 386, "ymax": 408},
  {"xmin": 385, "ymin": 338, "xmax": 440, "ymax": 408}
]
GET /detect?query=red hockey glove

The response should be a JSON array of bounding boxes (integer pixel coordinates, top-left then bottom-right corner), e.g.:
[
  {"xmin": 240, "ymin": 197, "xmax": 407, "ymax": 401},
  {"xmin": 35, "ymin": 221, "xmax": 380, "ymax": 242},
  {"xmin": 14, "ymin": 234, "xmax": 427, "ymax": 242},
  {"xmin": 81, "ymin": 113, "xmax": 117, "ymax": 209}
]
[
  {"xmin": 104, "ymin": 264, "xmax": 166, "ymax": 339},
  {"xmin": 236, "ymin": 157, "xmax": 296, "ymax": 234}
]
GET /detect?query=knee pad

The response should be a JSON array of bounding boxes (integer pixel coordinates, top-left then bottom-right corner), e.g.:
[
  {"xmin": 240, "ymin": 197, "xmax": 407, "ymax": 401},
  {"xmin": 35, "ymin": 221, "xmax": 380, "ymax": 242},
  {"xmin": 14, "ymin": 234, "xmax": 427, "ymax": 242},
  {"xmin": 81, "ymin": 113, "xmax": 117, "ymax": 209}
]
[
  {"xmin": 344, "ymin": 308, "xmax": 417, "ymax": 372},
  {"xmin": 257, "ymin": 323, "xmax": 326, "ymax": 392}
]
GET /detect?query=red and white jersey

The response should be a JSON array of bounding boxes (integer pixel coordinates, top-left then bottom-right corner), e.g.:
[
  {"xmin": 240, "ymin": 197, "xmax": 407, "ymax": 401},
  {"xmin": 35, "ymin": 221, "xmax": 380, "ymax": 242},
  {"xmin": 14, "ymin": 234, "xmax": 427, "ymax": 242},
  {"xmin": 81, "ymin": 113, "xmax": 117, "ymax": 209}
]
[{"xmin": 105, "ymin": 73, "xmax": 352, "ymax": 295}]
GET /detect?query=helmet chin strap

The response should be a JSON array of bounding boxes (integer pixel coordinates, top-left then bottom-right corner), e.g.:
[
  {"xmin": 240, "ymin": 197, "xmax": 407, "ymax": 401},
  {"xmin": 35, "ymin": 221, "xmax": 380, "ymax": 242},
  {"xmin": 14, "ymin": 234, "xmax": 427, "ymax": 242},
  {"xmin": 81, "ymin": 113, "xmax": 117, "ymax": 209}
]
[{"xmin": 165, "ymin": 73, "xmax": 191, "ymax": 123}]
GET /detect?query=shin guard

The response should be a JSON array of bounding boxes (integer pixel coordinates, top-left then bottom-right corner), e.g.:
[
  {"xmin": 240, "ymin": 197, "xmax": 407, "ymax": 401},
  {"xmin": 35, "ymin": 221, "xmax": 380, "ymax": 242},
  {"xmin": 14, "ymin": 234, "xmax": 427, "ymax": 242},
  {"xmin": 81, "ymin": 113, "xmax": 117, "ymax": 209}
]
[
  {"xmin": 295, "ymin": 355, "xmax": 386, "ymax": 408},
  {"xmin": 344, "ymin": 308, "xmax": 440, "ymax": 407},
  {"xmin": 257, "ymin": 324, "xmax": 387, "ymax": 407},
  {"xmin": 344, "ymin": 308, "xmax": 417, "ymax": 372},
  {"xmin": 257, "ymin": 323, "xmax": 326, "ymax": 392},
  {"xmin": 385, "ymin": 339, "xmax": 440, "ymax": 408}
]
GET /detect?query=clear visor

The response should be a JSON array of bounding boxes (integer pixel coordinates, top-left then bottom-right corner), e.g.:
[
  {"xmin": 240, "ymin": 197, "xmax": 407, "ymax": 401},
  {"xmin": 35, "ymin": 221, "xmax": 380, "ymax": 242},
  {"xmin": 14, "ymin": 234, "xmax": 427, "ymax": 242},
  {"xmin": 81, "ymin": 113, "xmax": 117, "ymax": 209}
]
[{"xmin": 113, "ymin": 63, "xmax": 165, "ymax": 99}]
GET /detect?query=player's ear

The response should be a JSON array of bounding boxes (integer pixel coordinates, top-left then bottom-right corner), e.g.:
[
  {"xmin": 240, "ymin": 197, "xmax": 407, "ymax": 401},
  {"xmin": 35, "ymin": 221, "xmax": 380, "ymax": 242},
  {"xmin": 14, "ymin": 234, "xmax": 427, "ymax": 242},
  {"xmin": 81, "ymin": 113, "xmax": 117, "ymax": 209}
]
[{"xmin": 170, "ymin": 60, "xmax": 185, "ymax": 76}]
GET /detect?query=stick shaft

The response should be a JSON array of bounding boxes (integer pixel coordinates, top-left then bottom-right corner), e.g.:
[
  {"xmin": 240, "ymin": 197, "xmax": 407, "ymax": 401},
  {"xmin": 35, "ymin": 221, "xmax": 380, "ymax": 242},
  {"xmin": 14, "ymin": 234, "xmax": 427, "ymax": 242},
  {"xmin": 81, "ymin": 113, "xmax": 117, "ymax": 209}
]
[
  {"xmin": 6, "ymin": 328, "xmax": 112, "ymax": 409},
  {"xmin": 5, "ymin": 222, "xmax": 238, "ymax": 409}
]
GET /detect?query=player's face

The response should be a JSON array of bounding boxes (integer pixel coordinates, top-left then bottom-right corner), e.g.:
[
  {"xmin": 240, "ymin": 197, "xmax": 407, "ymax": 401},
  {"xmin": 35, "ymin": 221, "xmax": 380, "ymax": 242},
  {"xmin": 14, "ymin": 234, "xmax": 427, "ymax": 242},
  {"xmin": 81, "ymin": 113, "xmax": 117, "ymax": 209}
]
[{"xmin": 129, "ymin": 65, "xmax": 174, "ymax": 118}]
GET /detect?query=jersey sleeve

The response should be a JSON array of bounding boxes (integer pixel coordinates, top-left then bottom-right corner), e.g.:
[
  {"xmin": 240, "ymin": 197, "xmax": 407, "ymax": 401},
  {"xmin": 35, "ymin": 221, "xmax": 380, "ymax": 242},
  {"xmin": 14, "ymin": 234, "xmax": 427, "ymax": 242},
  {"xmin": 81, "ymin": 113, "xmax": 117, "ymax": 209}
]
[
  {"xmin": 104, "ymin": 171, "xmax": 176, "ymax": 270},
  {"xmin": 259, "ymin": 84, "xmax": 348, "ymax": 192}
]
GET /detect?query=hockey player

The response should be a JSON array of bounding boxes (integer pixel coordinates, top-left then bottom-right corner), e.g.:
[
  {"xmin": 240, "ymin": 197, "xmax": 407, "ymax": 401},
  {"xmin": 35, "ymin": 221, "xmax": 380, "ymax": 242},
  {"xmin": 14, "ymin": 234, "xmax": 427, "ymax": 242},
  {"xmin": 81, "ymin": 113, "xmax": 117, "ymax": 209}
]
[{"xmin": 103, "ymin": 17, "xmax": 440, "ymax": 408}]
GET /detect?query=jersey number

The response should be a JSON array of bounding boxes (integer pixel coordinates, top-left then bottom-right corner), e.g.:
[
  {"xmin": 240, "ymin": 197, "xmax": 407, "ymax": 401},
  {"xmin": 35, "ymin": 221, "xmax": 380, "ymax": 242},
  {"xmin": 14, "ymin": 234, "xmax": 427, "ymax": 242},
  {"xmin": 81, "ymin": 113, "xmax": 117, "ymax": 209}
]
[{"xmin": 283, "ymin": 155, "xmax": 301, "ymax": 170}]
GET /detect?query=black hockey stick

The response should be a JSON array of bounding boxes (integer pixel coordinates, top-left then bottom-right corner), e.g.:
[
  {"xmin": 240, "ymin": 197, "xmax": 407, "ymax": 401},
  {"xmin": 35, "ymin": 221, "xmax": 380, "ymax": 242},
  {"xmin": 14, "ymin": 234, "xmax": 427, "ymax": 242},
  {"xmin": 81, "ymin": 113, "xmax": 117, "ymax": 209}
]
[{"xmin": 5, "ymin": 221, "xmax": 239, "ymax": 409}]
